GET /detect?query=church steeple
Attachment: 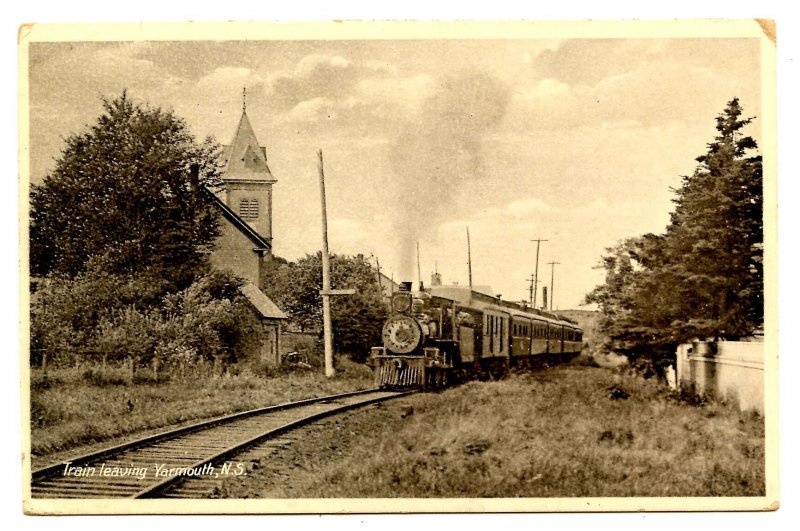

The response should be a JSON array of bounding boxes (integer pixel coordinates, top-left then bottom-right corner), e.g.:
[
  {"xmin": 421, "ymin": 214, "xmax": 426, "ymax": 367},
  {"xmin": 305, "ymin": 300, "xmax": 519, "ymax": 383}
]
[
  {"xmin": 223, "ymin": 102, "xmax": 275, "ymax": 180},
  {"xmin": 220, "ymin": 93, "xmax": 277, "ymax": 244}
]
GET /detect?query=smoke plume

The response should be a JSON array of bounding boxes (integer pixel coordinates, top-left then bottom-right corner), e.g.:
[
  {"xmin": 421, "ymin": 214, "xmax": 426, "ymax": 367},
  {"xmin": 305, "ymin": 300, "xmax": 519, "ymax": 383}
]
[{"xmin": 388, "ymin": 71, "xmax": 511, "ymax": 280}]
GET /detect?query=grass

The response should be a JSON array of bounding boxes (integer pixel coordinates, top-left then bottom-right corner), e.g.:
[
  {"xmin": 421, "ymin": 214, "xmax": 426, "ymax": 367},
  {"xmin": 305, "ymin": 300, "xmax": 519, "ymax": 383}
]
[
  {"xmin": 272, "ymin": 362, "xmax": 764, "ymax": 497},
  {"xmin": 29, "ymin": 357, "xmax": 373, "ymax": 458}
]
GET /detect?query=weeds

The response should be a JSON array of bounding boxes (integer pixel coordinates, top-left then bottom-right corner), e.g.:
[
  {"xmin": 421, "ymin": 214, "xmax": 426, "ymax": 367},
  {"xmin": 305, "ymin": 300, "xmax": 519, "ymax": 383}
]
[
  {"xmin": 29, "ymin": 357, "xmax": 373, "ymax": 458},
  {"xmin": 284, "ymin": 365, "xmax": 765, "ymax": 497}
]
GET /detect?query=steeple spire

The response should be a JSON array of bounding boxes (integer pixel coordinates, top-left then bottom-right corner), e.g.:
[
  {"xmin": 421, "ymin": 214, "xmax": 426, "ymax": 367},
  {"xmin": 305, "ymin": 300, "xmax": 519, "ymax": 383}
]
[{"xmin": 219, "ymin": 90, "xmax": 277, "ymax": 244}]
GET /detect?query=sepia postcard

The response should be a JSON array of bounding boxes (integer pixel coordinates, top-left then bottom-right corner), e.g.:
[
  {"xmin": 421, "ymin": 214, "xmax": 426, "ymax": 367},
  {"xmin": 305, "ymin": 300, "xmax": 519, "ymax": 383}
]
[{"xmin": 19, "ymin": 19, "xmax": 778, "ymax": 514}]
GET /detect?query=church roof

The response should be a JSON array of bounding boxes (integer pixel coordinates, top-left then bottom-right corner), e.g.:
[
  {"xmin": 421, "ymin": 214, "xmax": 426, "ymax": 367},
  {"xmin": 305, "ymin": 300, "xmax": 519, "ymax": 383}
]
[
  {"xmin": 222, "ymin": 111, "xmax": 275, "ymax": 182},
  {"xmin": 239, "ymin": 280, "xmax": 287, "ymax": 320}
]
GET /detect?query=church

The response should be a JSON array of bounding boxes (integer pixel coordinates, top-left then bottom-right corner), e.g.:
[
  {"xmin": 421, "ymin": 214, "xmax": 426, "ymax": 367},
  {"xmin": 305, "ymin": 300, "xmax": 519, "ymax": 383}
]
[{"xmin": 207, "ymin": 95, "xmax": 287, "ymax": 365}]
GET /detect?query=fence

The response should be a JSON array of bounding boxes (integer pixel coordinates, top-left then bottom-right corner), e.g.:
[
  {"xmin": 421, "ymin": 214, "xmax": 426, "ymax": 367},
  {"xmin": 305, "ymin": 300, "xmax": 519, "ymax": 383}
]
[{"xmin": 675, "ymin": 339, "xmax": 764, "ymax": 413}]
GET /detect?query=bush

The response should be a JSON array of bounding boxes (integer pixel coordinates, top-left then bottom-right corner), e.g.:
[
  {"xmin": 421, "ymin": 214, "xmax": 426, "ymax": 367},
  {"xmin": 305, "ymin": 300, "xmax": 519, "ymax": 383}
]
[
  {"xmin": 81, "ymin": 366, "xmax": 129, "ymax": 386},
  {"xmin": 31, "ymin": 270, "xmax": 263, "ymax": 372},
  {"xmin": 159, "ymin": 271, "xmax": 264, "ymax": 364}
]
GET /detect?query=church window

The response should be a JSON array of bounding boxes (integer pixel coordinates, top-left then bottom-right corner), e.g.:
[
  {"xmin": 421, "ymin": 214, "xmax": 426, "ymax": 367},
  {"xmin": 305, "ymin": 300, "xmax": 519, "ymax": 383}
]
[{"xmin": 239, "ymin": 198, "xmax": 260, "ymax": 219}]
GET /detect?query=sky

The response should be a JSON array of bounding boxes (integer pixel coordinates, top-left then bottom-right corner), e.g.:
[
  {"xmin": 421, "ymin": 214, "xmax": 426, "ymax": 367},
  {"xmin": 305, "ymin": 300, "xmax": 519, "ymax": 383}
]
[{"xmin": 26, "ymin": 36, "xmax": 762, "ymax": 309}]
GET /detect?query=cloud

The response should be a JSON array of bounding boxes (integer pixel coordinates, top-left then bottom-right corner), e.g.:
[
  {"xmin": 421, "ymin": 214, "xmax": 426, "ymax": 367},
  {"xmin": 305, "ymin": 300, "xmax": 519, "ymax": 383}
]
[
  {"xmin": 267, "ymin": 54, "xmax": 394, "ymax": 111},
  {"xmin": 354, "ymin": 74, "xmax": 435, "ymax": 116},
  {"xmin": 196, "ymin": 67, "xmax": 265, "ymax": 93},
  {"xmin": 267, "ymin": 55, "xmax": 437, "ymax": 133},
  {"xmin": 531, "ymin": 39, "xmax": 656, "ymax": 87},
  {"xmin": 510, "ymin": 53, "xmax": 760, "ymax": 132}
]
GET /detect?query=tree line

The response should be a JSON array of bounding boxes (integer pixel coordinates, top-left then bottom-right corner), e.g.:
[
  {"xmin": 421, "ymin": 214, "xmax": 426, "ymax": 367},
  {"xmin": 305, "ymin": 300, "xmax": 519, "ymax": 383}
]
[
  {"xmin": 262, "ymin": 253, "xmax": 387, "ymax": 362},
  {"xmin": 29, "ymin": 92, "xmax": 387, "ymax": 373},
  {"xmin": 585, "ymin": 98, "xmax": 763, "ymax": 374}
]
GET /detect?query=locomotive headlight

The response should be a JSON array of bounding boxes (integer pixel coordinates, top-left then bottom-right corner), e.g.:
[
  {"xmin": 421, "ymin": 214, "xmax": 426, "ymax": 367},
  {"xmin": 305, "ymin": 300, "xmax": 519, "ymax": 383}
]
[{"xmin": 391, "ymin": 293, "xmax": 412, "ymax": 313}]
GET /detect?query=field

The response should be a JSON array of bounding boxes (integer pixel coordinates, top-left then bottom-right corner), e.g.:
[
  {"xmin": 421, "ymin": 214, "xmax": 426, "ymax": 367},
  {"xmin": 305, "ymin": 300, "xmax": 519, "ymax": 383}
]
[
  {"xmin": 29, "ymin": 357, "xmax": 373, "ymax": 464},
  {"xmin": 219, "ymin": 360, "xmax": 765, "ymax": 498}
]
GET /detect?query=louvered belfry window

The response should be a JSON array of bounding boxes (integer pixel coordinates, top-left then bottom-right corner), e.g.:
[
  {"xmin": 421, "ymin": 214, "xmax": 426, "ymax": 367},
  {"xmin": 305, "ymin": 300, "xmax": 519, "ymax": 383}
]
[{"xmin": 239, "ymin": 198, "xmax": 259, "ymax": 220}]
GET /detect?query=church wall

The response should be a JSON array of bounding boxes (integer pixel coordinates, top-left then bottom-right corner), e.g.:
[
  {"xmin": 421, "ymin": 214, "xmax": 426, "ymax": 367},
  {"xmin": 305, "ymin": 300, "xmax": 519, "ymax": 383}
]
[
  {"xmin": 224, "ymin": 182, "xmax": 273, "ymax": 242},
  {"xmin": 209, "ymin": 217, "xmax": 263, "ymax": 286}
]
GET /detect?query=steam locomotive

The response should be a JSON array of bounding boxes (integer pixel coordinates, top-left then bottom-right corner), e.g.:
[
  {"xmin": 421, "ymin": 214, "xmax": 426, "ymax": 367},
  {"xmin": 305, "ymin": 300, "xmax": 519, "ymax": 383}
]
[{"xmin": 369, "ymin": 281, "xmax": 583, "ymax": 388}]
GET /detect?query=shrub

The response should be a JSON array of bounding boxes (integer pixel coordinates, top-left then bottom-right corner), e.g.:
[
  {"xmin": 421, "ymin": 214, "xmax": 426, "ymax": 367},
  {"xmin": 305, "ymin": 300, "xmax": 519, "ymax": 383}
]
[
  {"xmin": 160, "ymin": 271, "xmax": 264, "ymax": 364},
  {"xmin": 89, "ymin": 307, "xmax": 159, "ymax": 364},
  {"xmin": 31, "ymin": 270, "xmax": 263, "ymax": 373},
  {"xmin": 81, "ymin": 366, "xmax": 129, "ymax": 386}
]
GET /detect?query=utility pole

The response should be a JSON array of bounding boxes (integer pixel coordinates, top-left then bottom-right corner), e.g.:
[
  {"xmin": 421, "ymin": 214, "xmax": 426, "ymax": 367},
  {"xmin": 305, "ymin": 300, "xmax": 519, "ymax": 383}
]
[
  {"xmin": 467, "ymin": 227, "xmax": 473, "ymax": 289},
  {"xmin": 548, "ymin": 261, "xmax": 560, "ymax": 311},
  {"xmin": 416, "ymin": 241, "xmax": 422, "ymax": 290},
  {"xmin": 526, "ymin": 274, "xmax": 537, "ymax": 306},
  {"xmin": 318, "ymin": 150, "xmax": 334, "ymax": 377},
  {"xmin": 531, "ymin": 238, "xmax": 548, "ymax": 309},
  {"xmin": 316, "ymin": 151, "xmax": 355, "ymax": 377},
  {"xmin": 375, "ymin": 256, "xmax": 383, "ymax": 298}
]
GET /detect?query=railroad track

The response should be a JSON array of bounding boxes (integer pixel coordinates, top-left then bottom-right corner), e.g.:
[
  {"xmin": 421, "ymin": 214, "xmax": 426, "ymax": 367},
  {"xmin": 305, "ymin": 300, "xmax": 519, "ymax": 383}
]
[{"xmin": 31, "ymin": 388, "xmax": 410, "ymax": 499}]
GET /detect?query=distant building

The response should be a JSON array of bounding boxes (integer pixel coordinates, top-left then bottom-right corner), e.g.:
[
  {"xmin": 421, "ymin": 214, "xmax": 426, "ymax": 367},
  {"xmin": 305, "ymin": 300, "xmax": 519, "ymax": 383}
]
[
  {"xmin": 557, "ymin": 309, "xmax": 600, "ymax": 347},
  {"xmin": 207, "ymin": 98, "xmax": 286, "ymax": 365},
  {"xmin": 377, "ymin": 270, "xmax": 400, "ymax": 300}
]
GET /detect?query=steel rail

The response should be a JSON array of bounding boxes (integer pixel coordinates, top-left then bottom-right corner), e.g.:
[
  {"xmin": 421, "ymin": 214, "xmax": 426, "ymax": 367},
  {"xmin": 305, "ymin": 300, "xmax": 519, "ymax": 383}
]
[
  {"xmin": 135, "ymin": 390, "xmax": 412, "ymax": 498},
  {"xmin": 31, "ymin": 388, "xmax": 397, "ymax": 487}
]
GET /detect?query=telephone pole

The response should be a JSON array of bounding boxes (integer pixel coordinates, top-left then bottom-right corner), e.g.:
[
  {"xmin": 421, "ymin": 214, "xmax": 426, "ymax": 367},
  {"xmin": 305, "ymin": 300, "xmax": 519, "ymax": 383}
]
[
  {"xmin": 318, "ymin": 150, "xmax": 334, "ymax": 377},
  {"xmin": 416, "ymin": 241, "xmax": 422, "ymax": 290},
  {"xmin": 466, "ymin": 227, "xmax": 473, "ymax": 289},
  {"xmin": 547, "ymin": 261, "xmax": 560, "ymax": 311},
  {"xmin": 526, "ymin": 274, "xmax": 537, "ymax": 306},
  {"xmin": 317, "ymin": 151, "xmax": 356, "ymax": 378},
  {"xmin": 531, "ymin": 238, "xmax": 548, "ymax": 309},
  {"xmin": 375, "ymin": 256, "xmax": 383, "ymax": 298}
]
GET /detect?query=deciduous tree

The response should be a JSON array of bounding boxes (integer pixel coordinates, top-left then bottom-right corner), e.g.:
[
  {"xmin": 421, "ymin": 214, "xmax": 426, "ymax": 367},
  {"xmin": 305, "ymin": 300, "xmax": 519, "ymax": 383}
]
[
  {"xmin": 266, "ymin": 253, "xmax": 388, "ymax": 359},
  {"xmin": 30, "ymin": 92, "xmax": 223, "ymax": 290}
]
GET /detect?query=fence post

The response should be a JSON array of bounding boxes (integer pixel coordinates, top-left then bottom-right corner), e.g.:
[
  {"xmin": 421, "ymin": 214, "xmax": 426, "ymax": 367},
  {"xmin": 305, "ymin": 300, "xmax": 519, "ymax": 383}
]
[
  {"xmin": 153, "ymin": 356, "xmax": 159, "ymax": 383},
  {"xmin": 41, "ymin": 351, "xmax": 47, "ymax": 377},
  {"xmin": 128, "ymin": 357, "xmax": 135, "ymax": 383}
]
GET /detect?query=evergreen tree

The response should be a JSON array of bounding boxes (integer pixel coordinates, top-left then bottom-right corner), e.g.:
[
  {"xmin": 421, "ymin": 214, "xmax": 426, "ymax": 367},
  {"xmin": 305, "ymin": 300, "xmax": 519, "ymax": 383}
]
[
  {"xmin": 586, "ymin": 98, "xmax": 763, "ymax": 364},
  {"xmin": 30, "ymin": 92, "xmax": 223, "ymax": 290},
  {"xmin": 665, "ymin": 98, "xmax": 763, "ymax": 338}
]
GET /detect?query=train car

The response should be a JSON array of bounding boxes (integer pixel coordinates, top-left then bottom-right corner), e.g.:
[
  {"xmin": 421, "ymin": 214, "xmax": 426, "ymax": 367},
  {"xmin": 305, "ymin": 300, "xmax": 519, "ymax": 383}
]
[
  {"xmin": 370, "ymin": 282, "xmax": 583, "ymax": 388},
  {"xmin": 507, "ymin": 307, "xmax": 569, "ymax": 365}
]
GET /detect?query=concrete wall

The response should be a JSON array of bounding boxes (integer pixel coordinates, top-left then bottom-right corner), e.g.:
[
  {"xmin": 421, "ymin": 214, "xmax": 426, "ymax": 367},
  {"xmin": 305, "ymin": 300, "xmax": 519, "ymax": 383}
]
[
  {"xmin": 676, "ymin": 340, "xmax": 764, "ymax": 413},
  {"xmin": 208, "ymin": 217, "xmax": 263, "ymax": 286}
]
